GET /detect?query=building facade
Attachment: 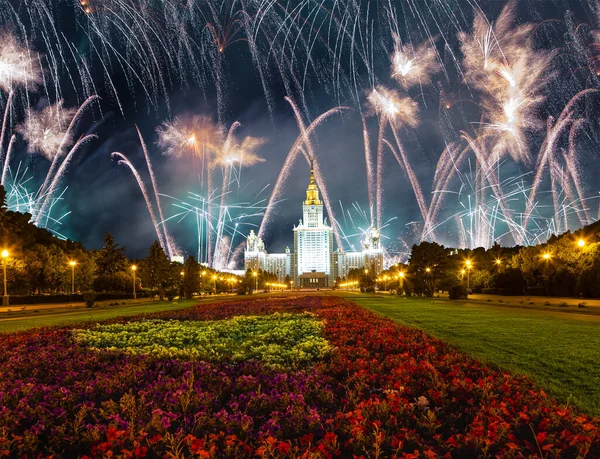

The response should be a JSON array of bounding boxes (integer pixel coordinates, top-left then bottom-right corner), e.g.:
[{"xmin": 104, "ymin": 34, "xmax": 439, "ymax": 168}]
[{"xmin": 244, "ymin": 167, "xmax": 385, "ymax": 287}]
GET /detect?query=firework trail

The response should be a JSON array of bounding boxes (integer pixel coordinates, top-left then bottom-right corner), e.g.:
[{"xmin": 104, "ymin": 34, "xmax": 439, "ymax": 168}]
[
  {"xmin": 257, "ymin": 101, "xmax": 351, "ymax": 242},
  {"xmin": 4, "ymin": 0, "xmax": 600, "ymax": 257},
  {"xmin": 0, "ymin": 31, "xmax": 100, "ymax": 238},
  {"xmin": 136, "ymin": 126, "xmax": 175, "ymax": 259}
]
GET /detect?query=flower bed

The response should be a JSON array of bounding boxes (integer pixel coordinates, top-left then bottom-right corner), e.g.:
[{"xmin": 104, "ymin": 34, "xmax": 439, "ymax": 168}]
[
  {"xmin": 73, "ymin": 313, "xmax": 330, "ymax": 367},
  {"xmin": 0, "ymin": 295, "xmax": 598, "ymax": 458}
]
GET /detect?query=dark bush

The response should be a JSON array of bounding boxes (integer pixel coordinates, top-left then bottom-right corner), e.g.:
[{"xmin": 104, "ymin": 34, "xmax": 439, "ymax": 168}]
[
  {"xmin": 93, "ymin": 273, "xmax": 131, "ymax": 293},
  {"xmin": 449, "ymin": 284, "xmax": 468, "ymax": 300},
  {"xmin": 83, "ymin": 291, "xmax": 97, "ymax": 308},
  {"xmin": 7, "ymin": 291, "xmax": 151, "ymax": 305},
  {"xmin": 491, "ymin": 268, "xmax": 526, "ymax": 295},
  {"xmin": 166, "ymin": 287, "xmax": 177, "ymax": 301}
]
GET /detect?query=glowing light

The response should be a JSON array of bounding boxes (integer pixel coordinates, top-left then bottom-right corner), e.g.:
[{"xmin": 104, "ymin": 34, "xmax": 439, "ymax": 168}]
[
  {"xmin": 0, "ymin": 33, "xmax": 41, "ymax": 91},
  {"xmin": 578, "ymin": 239, "xmax": 585, "ymax": 248},
  {"xmin": 1, "ymin": 250, "xmax": 8, "ymax": 258}
]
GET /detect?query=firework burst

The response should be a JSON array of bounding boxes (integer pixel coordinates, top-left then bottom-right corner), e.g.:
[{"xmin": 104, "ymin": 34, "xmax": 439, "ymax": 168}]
[{"xmin": 17, "ymin": 101, "xmax": 76, "ymax": 161}]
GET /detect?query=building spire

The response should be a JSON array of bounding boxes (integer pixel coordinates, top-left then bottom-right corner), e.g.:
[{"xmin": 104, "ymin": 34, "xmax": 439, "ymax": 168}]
[{"xmin": 304, "ymin": 160, "xmax": 322, "ymax": 206}]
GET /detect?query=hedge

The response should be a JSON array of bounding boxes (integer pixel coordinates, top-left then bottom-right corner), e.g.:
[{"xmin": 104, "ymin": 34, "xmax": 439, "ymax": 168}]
[{"xmin": 7, "ymin": 291, "xmax": 153, "ymax": 305}]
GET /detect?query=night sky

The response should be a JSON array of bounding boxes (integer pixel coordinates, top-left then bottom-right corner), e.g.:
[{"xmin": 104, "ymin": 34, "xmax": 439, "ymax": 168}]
[{"xmin": 1, "ymin": 0, "xmax": 599, "ymax": 265}]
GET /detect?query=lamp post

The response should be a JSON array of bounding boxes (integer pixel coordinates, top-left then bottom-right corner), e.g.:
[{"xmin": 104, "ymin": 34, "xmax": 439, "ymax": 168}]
[
  {"xmin": 398, "ymin": 271, "xmax": 405, "ymax": 294},
  {"xmin": 578, "ymin": 239, "xmax": 585, "ymax": 248},
  {"xmin": 424, "ymin": 267, "xmax": 432, "ymax": 295},
  {"xmin": 465, "ymin": 260, "xmax": 472, "ymax": 293},
  {"xmin": 213, "ymin": 274, "xmax": 217, "ymax": 294},
  {"xmin": 201, "ymin": 270, "xmax": 206, "ymax": 294},
  {"xmin": 2, "ymin": 250, "xmax": 8, "ymax": 306},
  {"xmin": 253, "ymin": 271, "xmax": 258, "ymax": 293},
  {"xmin": 69, "ymin": 261, "xmax": 77, "ymax": 295},
  {"xmin": 384, "ymin": 275, "xmax": 388, "ymax": 292},
  {"xmin": 131, "ymin": 265, "xmax": 137, "ymax": 300}
]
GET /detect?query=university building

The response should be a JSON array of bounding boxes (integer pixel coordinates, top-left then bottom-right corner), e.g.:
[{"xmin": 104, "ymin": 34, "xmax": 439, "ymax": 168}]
[{"xmin": 244, "ymin": 166, "xmax": 384, "ymax": 287}]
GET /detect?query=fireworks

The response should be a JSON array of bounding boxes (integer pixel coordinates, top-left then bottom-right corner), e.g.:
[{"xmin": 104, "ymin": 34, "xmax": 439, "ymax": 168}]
[
  {"xmin": 17, "ymin": 101, "xmax": 76, "ymax": 161},
  {"xmin": 0, "ymin": 0, "xmax": 597, "ymax": 264},
  {"xmin": 391, "ymin": 37, "xmax": 440, "ymax": 89},
  {"xmin": 0, "ymin": 33, "xmax": 40, "ymax": 92}
]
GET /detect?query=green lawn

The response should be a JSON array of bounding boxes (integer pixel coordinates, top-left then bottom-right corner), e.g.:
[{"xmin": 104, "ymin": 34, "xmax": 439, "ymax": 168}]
[
  {"xmin": 0, "ymin": 299, "xmax": 203, "ymax": 333},
  {"xmin": 339, "ymin": 292, "xmax": 600, "ymax": 418}
]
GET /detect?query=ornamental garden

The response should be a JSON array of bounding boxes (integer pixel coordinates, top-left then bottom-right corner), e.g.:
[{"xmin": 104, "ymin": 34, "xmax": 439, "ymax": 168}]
[{"xmin": 0, "ymin": 295, "xmax": 598, "ymax": 458}]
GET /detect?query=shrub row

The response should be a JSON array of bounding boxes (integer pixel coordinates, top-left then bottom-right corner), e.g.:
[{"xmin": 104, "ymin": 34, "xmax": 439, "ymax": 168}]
[{"xmin": 7, "ymin": 291, "xmax": 153, "ymax": 305}]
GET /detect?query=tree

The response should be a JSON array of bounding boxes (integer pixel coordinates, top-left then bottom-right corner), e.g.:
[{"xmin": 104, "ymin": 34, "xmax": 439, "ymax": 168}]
[
  {"xmin": 408, "ymin": 241, "xmax": 449, "ymax": 296},
  {"xmin": 95, "ymin": 233, "xmax": 128, "ymax": 275},
  {"xmin": 181, "ymin": 256, "xmax": 200, "ymax": 299},
  {"xmin": 140, "ymin": 241, "xmax": 171, "ymax": 296}
]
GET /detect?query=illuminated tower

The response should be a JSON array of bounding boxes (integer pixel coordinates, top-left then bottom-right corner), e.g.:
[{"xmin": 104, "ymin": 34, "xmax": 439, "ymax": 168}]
[
  {"xmin": 244, "ymin": 229, "xmax": 267, "ymax": 272},
  {"xmin": 293, "ymin": 165, "xmax": 334, "ymax": 286},
  {"xmin": 362, "ymin": 227, "xmax": 384, "ymax": 274}
]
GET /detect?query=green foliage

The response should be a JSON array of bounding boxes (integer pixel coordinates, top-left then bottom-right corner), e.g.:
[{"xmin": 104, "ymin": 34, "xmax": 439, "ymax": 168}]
[
  {"xmin": 83, "ymin": 291, "xmax": 97, "ymax": 308},
  {"xmin": 73, "ymin": 312, "xmax": 330, "ymax": 368},
  {"xmin": 448, "ymin": 284, "xmax": 468, "ymax": 300},
  {"xmin": 165, "ymin": 287, "xmax": 177, "ymax": 301},
  {"xmin": 181, "ymin": 256, "xmax": 200, "ymax": 299},
  {"xmin": 491, "ymin": 267, "xmax": 526, "ymax": 295},
  {"xmin": 93, "ymin": 272, "xmax": 131, "ymax": 292},
  {"xmin": 95, "ymin": 233, "xmax": 128, "ymax": 276},
  {"xmin": 140, "ymin": 241, "xmax": 171, "ymax": 296},
  {"xmin": 409, "ymin": 241, "xmax": 450, "ymax": 296},
  {"xmin": 347, "ymin": 267, "xmax": 375, "ymax": 290}
]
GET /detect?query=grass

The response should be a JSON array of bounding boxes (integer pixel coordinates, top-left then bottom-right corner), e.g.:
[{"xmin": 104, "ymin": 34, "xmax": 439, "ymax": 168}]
[
  {"xmin": 338, "ymin": 292, "xmax": 600, "ymax": 418},
  {"xmin": 0, "ymin": 298, "xmax": 203, "ymax": 333}
]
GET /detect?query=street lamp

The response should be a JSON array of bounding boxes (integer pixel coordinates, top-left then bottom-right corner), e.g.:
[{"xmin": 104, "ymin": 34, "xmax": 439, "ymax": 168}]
[
  {"xmin": 69, "ymin": 261, "xmax": 77, "ymax": 295},
  {"xmin": 495, "ymin": 259, "xmax": 502, "ymax": 266},
  {"xmin": 542, "ymin": 252, "xmax": 551, "ymax": 261},
  {"xmin": 131, "ymin": 265, "xmax": 137, "ymax": 300},
  {"xmin": 398, "ymin": 271, "xmax": 405, "ymax": 294},
  {"xmin": 213, "ymin": 274, "xmax": 217, "ymax": 294},
  {"xmin": 578, "ymin": 239, "xmax": 585, "ymax": 248},
  {"xmin": 253, "ymin": 271, "xmax": 258, "ymax": 293},
  {"xmin": 465, "ymin": 260, "xmax": 472, "ymax": 293},
  {"xmin": 200, "ymin": 270, "xmax": 206, "ymax": 293},
  {"xmin": 2, "ymin": 250, "xmax": 8, "ymax": 306},
  {"xmin": 384, "ymin": 275, "xmax": 388, "ymax": 292}
]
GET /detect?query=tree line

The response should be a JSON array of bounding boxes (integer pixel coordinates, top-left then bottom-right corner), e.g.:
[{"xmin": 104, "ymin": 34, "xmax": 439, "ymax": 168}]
[
  {"xmin": 338, "ymin": 219, "xmax": 600, "ymax": 298},
  {"xmin": 0, "ymin": 186, "xmax": 239, "ymax": 299}
]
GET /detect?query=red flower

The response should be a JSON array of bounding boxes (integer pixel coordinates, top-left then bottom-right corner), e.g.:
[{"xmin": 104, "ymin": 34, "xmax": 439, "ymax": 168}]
[{"xmin": 277, "ymin": 442, "xmax": 291, "ymax": 455}]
